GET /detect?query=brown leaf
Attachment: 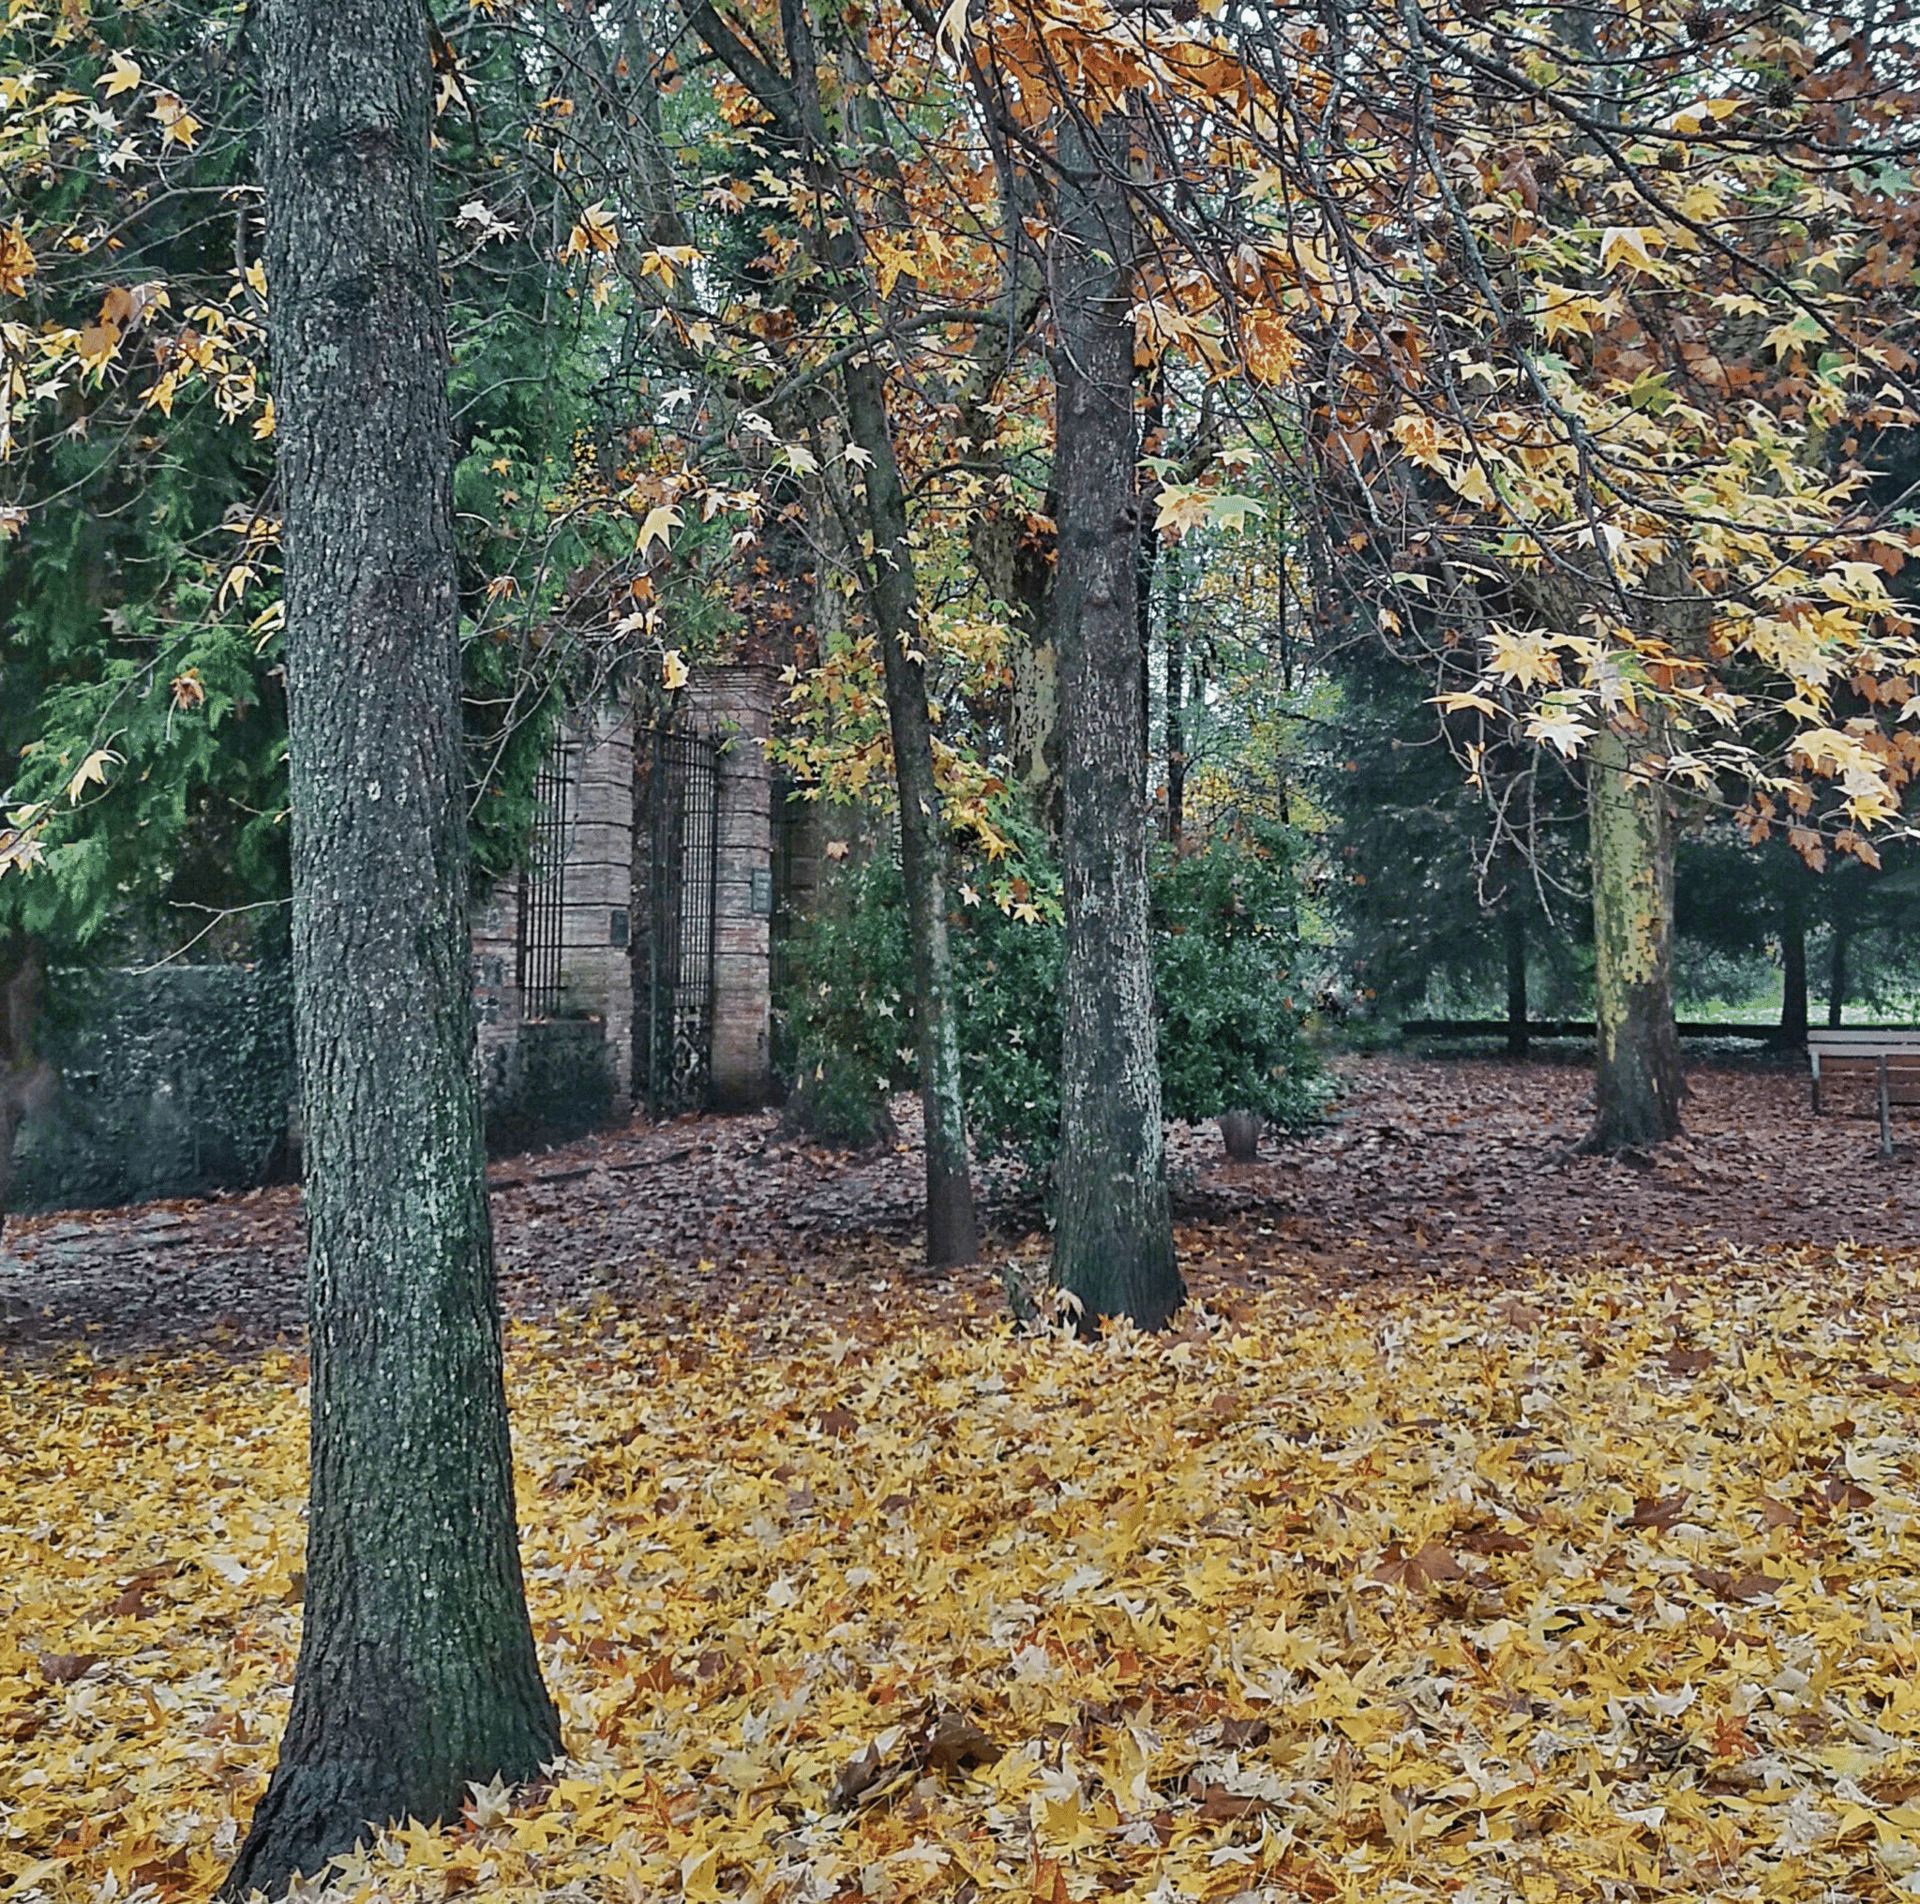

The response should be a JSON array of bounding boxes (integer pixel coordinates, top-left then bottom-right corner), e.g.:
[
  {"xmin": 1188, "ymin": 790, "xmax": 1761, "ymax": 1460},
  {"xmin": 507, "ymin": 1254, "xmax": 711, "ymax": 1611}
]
[
  {"xmin": 817, "ymin": 1405, "xmax": 858, "ymax": 1438},
  {"xmin": 1192, "ymin": 1780, "xmax": 1266, "ymax": 1823},
  {"xmin": 1458, "ymin": 1524, "xmax": 1529, "ymax": 1556},
  {"xmin": 633, "ymin": 1656, "xmax": 678, "ymax": 1694},
  {"xmin": 1665, "ymin": 1347, "xmax": 1715, "ymax": 1375},
  {"xmin": 1032, "ymin": 1858, "xmax": 1068, "ymax": 1904},
  {"xmin": 37, "ymin": 1651, "xmax": 98, "ymax": 1684},
  {"xmin": 829, "ymin": 1739, "xmax": 891, "ymax": 1810},
  {"xmin": 1627, "ymin": 1492, "xmax": 1690, "ymax": 1530},
  {"xmin": 923, "ymin": 1709, "xmax": 1002, "ymax": 1774},
  {"xmin": 1373, "ymin": 1539, "xmax": 1464, "ymax": 1589},
  {"xmin": 1218, "ymin": 1715, "xmax": 1271, "ymax": 1749}
]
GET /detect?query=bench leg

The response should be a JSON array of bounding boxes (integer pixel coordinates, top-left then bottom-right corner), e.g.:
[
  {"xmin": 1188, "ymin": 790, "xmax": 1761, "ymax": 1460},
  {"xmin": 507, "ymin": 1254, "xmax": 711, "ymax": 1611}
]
[
  {"xmin": 1811, "ymin": 1055, "xmax": 1821, "ymax": 1117},
  {"xmin": 1880, "ymin": 1054, "xmax": 1894, "ymax": 1158}
]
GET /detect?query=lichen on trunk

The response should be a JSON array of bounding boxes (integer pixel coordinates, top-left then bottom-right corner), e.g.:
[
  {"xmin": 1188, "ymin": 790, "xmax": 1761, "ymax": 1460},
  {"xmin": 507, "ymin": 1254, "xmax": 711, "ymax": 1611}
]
[
  {"xmin": 1049, "ymin": 115, "xmax": 1183, "ymax": 1332},
  {"xmin": 1580, "ymin": 719, "xmax": 1684, "ymax": 1153},
  {"xmin": 225, "ymin": 3, "xmax": 559, "ymax": 1892}
]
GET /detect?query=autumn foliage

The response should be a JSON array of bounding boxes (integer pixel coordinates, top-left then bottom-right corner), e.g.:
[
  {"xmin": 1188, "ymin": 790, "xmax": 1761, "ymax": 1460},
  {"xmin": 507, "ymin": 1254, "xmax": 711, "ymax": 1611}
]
[{"xmin": 5, "ymin": 1246, "xmax": 1920, "ymax": 1902}]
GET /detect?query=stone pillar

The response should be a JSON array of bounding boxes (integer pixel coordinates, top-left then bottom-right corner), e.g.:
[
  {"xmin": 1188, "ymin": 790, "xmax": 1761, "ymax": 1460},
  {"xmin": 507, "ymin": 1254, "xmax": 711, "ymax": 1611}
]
[
  {"xmin": 555, "ymin": 708, "xmax": 635, "ymax": 1100},
  {"xmin": 687, "ymin": 666, "xmax": 776, "ymax": 1109},
  {"xmin": 470, "ymin": 888, "xmax": 521, "ymax": 1102}
]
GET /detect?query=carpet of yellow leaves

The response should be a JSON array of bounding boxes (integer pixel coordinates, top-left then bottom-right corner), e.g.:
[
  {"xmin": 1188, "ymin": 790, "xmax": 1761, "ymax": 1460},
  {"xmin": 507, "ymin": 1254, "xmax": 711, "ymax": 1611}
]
[{"xmin": 4, "ymin": 1246, "xmax": 1920, "ymax": 1904}]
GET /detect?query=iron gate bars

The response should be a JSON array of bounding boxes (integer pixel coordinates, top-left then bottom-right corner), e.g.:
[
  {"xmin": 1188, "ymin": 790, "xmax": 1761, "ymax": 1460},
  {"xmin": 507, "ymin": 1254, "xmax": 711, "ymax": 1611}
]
[
  {"xmin": 516, "ymin": 756, "xmax": 573, "ymax": 1021},
  {"xmin": 636, "ymin": 727, "xmax": 720, "ymax": 1116}
]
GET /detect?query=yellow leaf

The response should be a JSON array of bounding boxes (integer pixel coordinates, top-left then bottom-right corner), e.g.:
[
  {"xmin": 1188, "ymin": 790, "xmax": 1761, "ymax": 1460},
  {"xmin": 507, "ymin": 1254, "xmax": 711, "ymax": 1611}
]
[
  {"xmin": 98, "ymin": 51, "xmax": 142, "ymax": 97},
  {"xmin": 1598, "ymin": 226, "xmax": 1659, "ymax": 274},
  {"xmin": 636, "ymin": 501, "xmax": 682, "ymax": 555},
  {"xmin": 66, "ymin": 747, "xmax": 120, "ymax": 804}
]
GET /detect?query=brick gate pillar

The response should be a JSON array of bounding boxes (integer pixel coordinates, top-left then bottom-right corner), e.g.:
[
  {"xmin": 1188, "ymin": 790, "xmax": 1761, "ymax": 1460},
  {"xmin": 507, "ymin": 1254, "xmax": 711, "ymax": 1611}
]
[{"xmin": 686, "ymin": 666, "xmax": 776, "ymax": 1109}]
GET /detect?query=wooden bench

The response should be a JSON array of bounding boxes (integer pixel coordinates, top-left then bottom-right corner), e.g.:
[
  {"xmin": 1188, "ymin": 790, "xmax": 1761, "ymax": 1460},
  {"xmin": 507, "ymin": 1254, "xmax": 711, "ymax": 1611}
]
[{"xmin": 1807, "ymin": 1028, "xmax": 1920, "ymax": 1154}]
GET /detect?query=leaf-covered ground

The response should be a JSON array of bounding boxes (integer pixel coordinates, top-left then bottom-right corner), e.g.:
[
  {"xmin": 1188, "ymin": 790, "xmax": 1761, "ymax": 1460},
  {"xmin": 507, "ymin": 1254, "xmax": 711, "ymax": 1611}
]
[
  {"xmin": 6, "ymin": 1052, "xmax": 1918, "ymax": 1355},
  {"xmin": 5, "ymin": 1244, "xmax": 1920, "ymax": 1903}
]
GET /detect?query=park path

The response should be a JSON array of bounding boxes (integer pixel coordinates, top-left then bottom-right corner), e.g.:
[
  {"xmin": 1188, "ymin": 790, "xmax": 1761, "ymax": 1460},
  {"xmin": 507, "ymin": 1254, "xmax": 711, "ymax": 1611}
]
[{"xmin": 1, "ymin": 1051, "xmax": 1911, "ymax": 1352}]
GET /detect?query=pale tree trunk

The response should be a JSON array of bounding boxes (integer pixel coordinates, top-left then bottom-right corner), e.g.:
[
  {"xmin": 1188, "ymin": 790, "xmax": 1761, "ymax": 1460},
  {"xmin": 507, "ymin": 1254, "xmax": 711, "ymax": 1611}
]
[
  {"xmin": 841, "ymin": 359, "xmax": 980, "ymax": 1266},
  {"xmin": 1050, "ymin": 118, "xmax": 1182, "ymax": 1330},
  {"xmin": 226, "ymin": 2, "xmax": 559, "ymax": 1892},
  {"xmin": 1580, "ymin": 720, "xmax": 1683, "ymax": 1152}
]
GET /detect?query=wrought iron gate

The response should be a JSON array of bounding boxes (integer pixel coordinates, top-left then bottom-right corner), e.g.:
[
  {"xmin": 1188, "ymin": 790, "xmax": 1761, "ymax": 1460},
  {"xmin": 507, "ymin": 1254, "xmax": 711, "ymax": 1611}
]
[
  {"xmin": 635, "ymin": 727, "xmax": 719, "ymax": 1115},
  {"xmin": 516, "ymin": 757, "xmax": 573, "ymax": 1020}
]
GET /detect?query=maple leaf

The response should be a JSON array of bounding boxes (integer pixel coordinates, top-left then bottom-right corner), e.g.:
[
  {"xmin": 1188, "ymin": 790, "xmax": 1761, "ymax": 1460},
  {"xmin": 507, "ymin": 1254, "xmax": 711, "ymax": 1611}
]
[{"xmin": 97, "ymin": 52, "xmax": 142, "ymax": 98}]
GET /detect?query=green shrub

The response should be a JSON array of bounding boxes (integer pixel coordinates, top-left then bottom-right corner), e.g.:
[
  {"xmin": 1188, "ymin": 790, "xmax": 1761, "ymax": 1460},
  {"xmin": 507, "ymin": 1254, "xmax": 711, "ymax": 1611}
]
[
  {"xmin": 778, "ymin": 847, "xmax": 910, "ymax": 1148},
  {"xmin": 1153, "ymin": 822, "xmax": 1332, "ymax": 1134},
  {"xmin": 777, "ymin": 811, "xmax": 1325, "ymax": 1186}
]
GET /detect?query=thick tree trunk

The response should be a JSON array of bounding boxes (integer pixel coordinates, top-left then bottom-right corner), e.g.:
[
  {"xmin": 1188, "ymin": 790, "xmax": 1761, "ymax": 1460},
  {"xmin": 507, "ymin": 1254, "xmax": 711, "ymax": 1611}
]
[
  {"xmin": 1503, "ymin": 904, "xmax": 1528, "ymax": 1057},
  {"xmin": 1780, "ymin": 886, "xmax": 1809, "ymax": 1044},
  {"xmin": 841, "ymin": 360, "xmax": 979, "ymax": 1267},
  {"xmin": 1050, "ymin": 120, "xmax": 1182, "ymax": 1332},
  {"xmin": 1579, "ymin": 721, "xmax": 1683, "ymax": 1152},
  {"xmin": 227, "ymin": 4, "xmax": 560, "ymax": 1893},
  {"xmin": 0, "ymin": 936, "xmax": 50, "ymax": 1232}
]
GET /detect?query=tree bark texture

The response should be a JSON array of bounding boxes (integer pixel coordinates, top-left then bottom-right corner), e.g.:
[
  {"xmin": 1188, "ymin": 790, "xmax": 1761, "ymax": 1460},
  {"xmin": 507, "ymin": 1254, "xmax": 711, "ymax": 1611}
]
[
  {"xmin": 1007, "ymin": 524, "xmax": 1063, "ymax": 840},
  {"xmin": 1049, "ymin": 120, "xmax": 1183, "ymax": 1331},
  {"xmin": 0, "ymin": 935, "xmax": 50, "ymax": 1232},
  {"xmin": 1780, "ymin": 886, "xmax": 1808, "ymax": 1044},
  {"xmin": 1579, "ymin": 720, "xmax": 1684, "ymax": 1152},
  {"xmin": 841, "ymin": 359, "xmax": 980, "ymax": 1267},
  {"xmin": 228, "ymin": 4, "xmax": 560, "ymax": 1892},
  {"xmin": 1164, "ymin": 548, "xmax": 1186, "ymax": 846}
]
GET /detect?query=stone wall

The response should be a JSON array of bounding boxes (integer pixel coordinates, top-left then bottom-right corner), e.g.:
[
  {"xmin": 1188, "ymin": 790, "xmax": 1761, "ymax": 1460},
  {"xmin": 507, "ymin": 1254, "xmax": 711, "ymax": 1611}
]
[
  {"xmin": 553, "ymin": 709, "xmax": 635, "ymax": 1100},
  {"xmin": 687, "ymin": 667, "xmax": 776, "ymax": 1109}
]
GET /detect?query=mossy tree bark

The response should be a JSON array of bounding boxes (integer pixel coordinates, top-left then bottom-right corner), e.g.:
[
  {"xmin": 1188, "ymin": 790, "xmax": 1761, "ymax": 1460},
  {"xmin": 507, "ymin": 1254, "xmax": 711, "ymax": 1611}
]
[
  {"xmin": 1579, "ymin": 719, "xmax": 1684, "ymax": 1152},
  {"xmin": 225, "ymin": 3, "xmax": 560, "ymax": 1893},
  {"xmin": 1050, "ymin": 119, "xmax": 1183, "ymax": 1331}
]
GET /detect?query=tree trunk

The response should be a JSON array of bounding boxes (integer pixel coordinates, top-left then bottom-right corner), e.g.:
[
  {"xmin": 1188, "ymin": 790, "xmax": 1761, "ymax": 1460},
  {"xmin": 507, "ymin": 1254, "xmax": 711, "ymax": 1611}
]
[
  {"xmin": 1579, "ymin": 720, "xmax": 1683, "ymax": 1152},
  {"xmin": 0, "ymin": 936, "xmax": 50, "ymax": 1233},
  {"xmin": 227, "ymin": 4, "xmax": 560, "ymax": 1892},
  {"xmin": 840, "ymin": 360, "xmax": 980, "ymax": 1267},
  {"xmin": 1135, "ymin": 377, "xmax": 1163, "ymax": 777},
  {"xmin": 754, "ymin": 0, "xmax": 977, "ymax": 1267},
  {"xmin": 1828, "ymin": 924, "xmax": 1850, "ymax": 1028},
  {"xmin": 1503, "ymin": 904, "xmax": 1528, "ymax": 1057},
  {"xmin": 1008, "ymin": 527, "xmax": 1062, "ymax": 838},
  {"xmin": 1164, "ymin": 546, "xmax": 1186, "ymax": 846},
  {"xmin": 1050, "ymin": 119, "xmax": 1182, "ymax": 1332},
  {"xmin": 1780, "ymin": 885, "xmax": 1809, "ymax": 1044}
]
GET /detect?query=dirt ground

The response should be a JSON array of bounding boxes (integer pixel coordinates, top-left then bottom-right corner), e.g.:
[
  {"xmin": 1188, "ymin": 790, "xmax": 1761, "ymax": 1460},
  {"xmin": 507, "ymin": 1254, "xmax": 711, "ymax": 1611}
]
[{"xmin": 1, "ymin": 1047, "xmax": 1912, "ymax": 1354}]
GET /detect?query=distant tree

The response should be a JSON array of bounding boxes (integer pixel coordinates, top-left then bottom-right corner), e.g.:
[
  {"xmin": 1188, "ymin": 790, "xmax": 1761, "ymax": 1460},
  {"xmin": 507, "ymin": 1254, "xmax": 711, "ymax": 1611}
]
[{"xmin": 223, "ymin": 1, "xmax": 558, "ymax": 1892}]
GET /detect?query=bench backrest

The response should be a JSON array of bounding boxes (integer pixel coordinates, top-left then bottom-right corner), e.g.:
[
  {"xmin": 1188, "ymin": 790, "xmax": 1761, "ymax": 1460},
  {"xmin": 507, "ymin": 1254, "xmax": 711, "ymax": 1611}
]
[{"xmin": 1807, "ymin": 1029, "xmax": 1920, "ymax": 1056}]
